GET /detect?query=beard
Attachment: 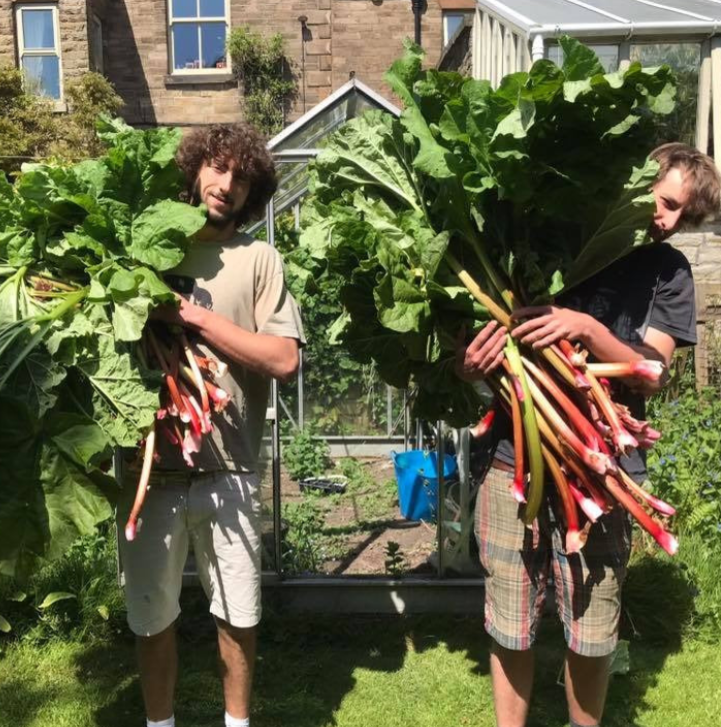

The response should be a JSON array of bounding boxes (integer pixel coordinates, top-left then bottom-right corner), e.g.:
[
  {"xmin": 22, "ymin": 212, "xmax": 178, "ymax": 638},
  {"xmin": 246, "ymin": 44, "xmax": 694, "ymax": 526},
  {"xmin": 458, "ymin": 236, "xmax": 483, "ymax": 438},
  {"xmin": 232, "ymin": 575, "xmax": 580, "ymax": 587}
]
[{"xmin": 191, "ymin": 181, "xmax": 243, "ymax": 229}]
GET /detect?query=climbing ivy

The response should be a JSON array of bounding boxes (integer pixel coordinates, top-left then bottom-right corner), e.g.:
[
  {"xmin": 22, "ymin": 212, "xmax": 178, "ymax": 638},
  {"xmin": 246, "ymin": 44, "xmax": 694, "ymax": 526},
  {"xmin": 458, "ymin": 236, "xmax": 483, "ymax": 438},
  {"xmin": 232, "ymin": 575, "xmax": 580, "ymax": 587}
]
[{"xmin": 227, "ymin": 26, "xmax": 297, "ymax": 136}]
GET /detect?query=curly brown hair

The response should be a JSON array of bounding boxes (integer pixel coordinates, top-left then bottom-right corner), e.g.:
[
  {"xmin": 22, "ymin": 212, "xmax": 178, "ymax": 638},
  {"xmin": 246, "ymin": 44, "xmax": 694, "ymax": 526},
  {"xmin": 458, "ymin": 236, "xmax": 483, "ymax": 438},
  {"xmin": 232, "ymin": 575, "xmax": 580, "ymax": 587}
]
[{"xmin": 176, "ymin": 122, "xmax": 277, "ymax": 226}]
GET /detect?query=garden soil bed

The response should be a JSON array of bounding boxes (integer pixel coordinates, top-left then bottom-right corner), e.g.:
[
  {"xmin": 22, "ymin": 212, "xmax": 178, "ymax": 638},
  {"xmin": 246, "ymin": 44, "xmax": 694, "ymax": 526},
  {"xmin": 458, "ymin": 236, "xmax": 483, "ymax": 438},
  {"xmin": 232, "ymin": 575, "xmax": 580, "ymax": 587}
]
[{"xmin": 259, "ymin": 456, "xmax": 437, "ymax": 576}]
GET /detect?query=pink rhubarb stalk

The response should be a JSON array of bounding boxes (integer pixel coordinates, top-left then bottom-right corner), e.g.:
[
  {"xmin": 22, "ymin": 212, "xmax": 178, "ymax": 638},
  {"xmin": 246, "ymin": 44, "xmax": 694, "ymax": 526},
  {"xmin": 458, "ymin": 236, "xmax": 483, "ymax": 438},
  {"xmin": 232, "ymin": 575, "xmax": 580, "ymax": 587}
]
[
  {"xmin": 194, "ymin": 354, "xmax": 228, "ymax": 380},
  {"xmin": 559, "ymin": 340, "xmax": 588, "ymax": 369},
  {"xmin": 509, "ymin": 382, "xmax": 527, "ymax": 504},
  {"xmin": 470, "ymin": 406, "xmax": 497, "ymax": 439},
  {"xmin": 522, "ymin": 357, "xmax": 603, "ymax": 452},
  {"xmin": 585, "ymin": 360, "xmax": 665, "ymax": 383},
  {"xmin": 124, "ymin": 426, "xmax": 157, "ymax": 542},
  {"xmin": 180, "ymin": 332, "xmax": 212, "ymax": 433},
  {"xmin": 604, "ymin": 475, "xmax": 679, "ymax": 555},
  {"xmin": 617, "ymin": 469, "xmax": 676, "ymax": 517},
  {"xmin": 568, "ymin": 480, "xmax": 604, "ymax": 523},
  {"xmin": 585, "ymin": 372, "xmax": 638, "ymax": 455},
  {"xmin": 146, "ymin": 329, "xmax": 190, "ymax": 423},
  {"xmin": 178, "ymin": 382, "xmax": 204, "ymax": 436},
  {"xmin": 523, "ymin": 373, "xmax": 616, "ymax": 476},
  {"xmin": 179, "ymin": 362, "xmax": 230, "ymax": 413},
  {"xmin": 542, "ymin": 446, "xmax": 585, "ymax": 553}
]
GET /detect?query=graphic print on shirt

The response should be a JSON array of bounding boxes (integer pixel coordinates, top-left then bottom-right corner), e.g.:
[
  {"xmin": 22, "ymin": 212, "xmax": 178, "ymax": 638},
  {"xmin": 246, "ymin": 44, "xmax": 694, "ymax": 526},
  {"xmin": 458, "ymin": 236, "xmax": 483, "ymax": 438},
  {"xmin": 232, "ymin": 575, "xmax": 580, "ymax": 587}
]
[{"xmin": 164, "ymin": 274, "xmax": 214, "ymax": 310}]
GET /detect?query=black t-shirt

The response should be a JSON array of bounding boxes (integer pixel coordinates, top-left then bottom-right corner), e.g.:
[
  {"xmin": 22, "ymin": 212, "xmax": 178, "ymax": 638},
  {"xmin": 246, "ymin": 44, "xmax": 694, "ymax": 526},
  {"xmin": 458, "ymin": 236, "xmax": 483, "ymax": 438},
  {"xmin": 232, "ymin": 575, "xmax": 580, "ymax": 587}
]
[{"xmin": 491, "ymin": 243, "xmax": 696, "ymax": 482}]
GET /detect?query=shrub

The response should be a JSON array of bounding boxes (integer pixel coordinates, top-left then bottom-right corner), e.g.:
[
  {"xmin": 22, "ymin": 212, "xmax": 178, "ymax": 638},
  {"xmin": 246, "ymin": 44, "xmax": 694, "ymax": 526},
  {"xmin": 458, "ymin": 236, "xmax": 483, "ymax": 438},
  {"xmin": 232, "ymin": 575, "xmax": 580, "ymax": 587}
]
[
  {"xmin": 227, "ymin": 26, "xmax": 296, "ymax": 136},
  {"xmin": 624, "ymin": 355, "xmax": 721, "ymax": 643},
  {"xmin": 0, "ymin": 520, "xmax": 125, "ymax": 644},
  {"xmin": 281, "ymin": 497, "xmax": 325, "ymax": 574},
  {"xmin": 283, "ymin": 424, "xmax": 331, "ymax": 481},
  {"xmin": 0, "ymin": 67, "xmax": 123, "ymax": 174}
]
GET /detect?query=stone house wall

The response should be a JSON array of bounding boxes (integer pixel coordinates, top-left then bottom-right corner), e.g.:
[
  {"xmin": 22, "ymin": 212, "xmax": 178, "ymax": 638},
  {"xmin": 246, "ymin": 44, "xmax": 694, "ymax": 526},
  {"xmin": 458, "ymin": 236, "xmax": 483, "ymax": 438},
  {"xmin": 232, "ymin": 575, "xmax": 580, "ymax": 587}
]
[{"xmin": 102, "ymin": 0, "xmax": 449, "ymax": 127}]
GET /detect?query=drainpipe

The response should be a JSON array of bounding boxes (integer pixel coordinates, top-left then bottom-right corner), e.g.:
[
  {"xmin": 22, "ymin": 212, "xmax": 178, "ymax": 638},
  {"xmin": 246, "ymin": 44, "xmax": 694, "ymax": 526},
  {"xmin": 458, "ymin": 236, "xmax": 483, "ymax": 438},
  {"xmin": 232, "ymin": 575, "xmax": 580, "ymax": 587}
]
[
  {"xmin": 411, "ymin": 0, "xmax": 424, "ymax": 47},
  {"xmin": 298, "ymin": 15, "xmax": 310, "ymax": 113}
]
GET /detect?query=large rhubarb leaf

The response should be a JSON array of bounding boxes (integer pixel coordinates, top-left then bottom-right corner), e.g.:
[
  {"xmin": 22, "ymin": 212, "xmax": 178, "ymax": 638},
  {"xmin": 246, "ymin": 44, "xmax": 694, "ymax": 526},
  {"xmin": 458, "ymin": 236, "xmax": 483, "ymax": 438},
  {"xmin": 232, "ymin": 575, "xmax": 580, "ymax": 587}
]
[
  {"xmin": 297, "ymin": 37, "xmax": 677, "ymax": 425},
  {"xmin": 0, "ymin": 121, "xmax": 201, "ymax": 583},
  {"xmin": 0, "ymin": 399, "xmax": 115, "ymax": 580}
]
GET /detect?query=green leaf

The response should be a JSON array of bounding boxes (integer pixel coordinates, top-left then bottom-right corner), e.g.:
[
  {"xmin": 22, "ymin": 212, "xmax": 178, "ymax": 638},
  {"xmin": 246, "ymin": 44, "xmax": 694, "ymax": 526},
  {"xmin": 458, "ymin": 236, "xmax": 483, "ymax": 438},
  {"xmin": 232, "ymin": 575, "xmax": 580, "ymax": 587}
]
[
  {"xmin": 563, "ymin": 159, "xmax": 659, "ymax": 291},
  {"xmin": 128, "ymin": 200, "xmax": 206, "ymax": 271},
  {"xmin": 374, "ymin": 273, "xmax": 431, "ymax": 334},
  {"xmin": 38, "ymin": 591, "xmax": 76, "ymax": 609},
  {"xmin": 0, "ymin": 397, "xmax": 115, "ymax": 579},
  {"xmin": 0, "ymin": 615, "xmax": 10, "ymax": 633},
  {"xmin": 97, "ymin": 604, "xmax": 110, "ymax": 620},
  {"xmin": 559, "ymin": 36, "xmax": 605, "ymax": 81}
]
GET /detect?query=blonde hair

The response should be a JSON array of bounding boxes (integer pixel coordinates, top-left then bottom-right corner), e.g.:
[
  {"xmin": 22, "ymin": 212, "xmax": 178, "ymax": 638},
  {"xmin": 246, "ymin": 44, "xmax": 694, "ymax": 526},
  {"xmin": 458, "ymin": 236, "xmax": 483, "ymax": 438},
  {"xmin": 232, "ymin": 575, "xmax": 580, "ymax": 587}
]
[{"xmin": 651, "ymin": 143, "xmax": 721, "ymax": 227}]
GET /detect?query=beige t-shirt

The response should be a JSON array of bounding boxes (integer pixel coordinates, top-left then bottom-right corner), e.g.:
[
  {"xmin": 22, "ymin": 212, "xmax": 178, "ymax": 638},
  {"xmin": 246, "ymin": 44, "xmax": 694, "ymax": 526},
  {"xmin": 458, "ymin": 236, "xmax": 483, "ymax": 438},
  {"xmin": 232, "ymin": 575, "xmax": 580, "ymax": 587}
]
[{"xmin": 158, "ymin": 232, "xmax": 305, "ymax": 472}]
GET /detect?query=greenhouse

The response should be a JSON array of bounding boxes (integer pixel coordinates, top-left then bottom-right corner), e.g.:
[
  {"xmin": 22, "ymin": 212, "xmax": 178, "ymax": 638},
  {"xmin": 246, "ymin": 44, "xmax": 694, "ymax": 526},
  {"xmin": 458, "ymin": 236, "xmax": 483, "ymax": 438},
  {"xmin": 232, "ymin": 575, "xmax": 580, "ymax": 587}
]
[
  {"xmin": 468, "ymin": 0, "xmax": 721, "ymax": 154},
  {"xmin": 255, "ymin": 77, "xmax": 484, "ymax": 610}
]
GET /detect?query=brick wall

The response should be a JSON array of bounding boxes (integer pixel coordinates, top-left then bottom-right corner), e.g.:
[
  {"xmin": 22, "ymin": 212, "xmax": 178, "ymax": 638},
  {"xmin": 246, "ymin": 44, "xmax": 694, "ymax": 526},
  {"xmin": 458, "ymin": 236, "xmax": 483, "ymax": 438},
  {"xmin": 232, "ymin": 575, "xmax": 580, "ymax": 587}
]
[
  {"xmin": 102, "ymin": 0, "xmax": 445, "ymax": 128},
  {"xmin": 0, "ymin": 1, "xmax": 15, "ymax": 68},
  {"xmin": 673, "ymin": 225, "xmax": 721, "ymax": 284},
  {"xmin": 332, "ymin": 0, "xmax": 443, "ymax": 101}
]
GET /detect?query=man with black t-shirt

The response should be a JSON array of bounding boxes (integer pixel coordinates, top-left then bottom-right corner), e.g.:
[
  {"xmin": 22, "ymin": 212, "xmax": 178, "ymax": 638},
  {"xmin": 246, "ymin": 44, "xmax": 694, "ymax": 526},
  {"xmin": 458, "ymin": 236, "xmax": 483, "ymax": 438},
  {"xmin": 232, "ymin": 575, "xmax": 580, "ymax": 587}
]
[{"xmin": 456, "ymin": 143, "xmax": 720, "ymax": 727}]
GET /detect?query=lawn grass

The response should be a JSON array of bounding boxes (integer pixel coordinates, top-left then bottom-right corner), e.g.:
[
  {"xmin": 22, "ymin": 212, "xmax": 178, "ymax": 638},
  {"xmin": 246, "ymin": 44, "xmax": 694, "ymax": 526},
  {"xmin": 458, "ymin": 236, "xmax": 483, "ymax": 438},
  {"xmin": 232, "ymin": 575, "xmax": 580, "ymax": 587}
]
[{"xmin": 1, "ymin": 598, "xmax": 719, "ymax": 727}]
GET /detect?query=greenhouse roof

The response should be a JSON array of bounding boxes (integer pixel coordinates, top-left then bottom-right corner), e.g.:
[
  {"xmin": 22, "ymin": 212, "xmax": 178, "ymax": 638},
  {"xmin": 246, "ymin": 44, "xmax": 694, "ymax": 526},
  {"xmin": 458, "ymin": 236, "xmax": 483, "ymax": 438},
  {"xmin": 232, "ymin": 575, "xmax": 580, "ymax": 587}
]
[
  {"xmin": 477, "ymin": 0, "xmax": 721, "ymax": 36},
  {"xmin": 267, "ymin": 78, "xmax": 400, "ymax": 218}
]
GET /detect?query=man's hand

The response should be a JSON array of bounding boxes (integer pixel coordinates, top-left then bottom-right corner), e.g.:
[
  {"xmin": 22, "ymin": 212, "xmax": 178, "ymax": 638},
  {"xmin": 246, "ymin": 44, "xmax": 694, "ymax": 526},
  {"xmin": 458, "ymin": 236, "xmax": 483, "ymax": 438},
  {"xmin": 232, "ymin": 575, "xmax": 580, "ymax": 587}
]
[
  {"xmin": 511, "ymin": 306, "xmax": 592, "ymax": 349},
  {"xmin": 151, "ymin": 293, "xmax": 207, "ymax": 330},
  {"xmin": 455, "ymin": 321, "xmax": 508, "ymax": 381}
]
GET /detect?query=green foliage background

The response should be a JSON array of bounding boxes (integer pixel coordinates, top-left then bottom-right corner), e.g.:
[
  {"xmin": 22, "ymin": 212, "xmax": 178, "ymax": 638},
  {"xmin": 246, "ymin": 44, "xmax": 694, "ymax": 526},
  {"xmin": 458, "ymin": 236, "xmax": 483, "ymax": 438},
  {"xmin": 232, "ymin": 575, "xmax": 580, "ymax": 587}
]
[{"xmin": 0, "ymin": 68, "xmax": 123, "ymax": 174}]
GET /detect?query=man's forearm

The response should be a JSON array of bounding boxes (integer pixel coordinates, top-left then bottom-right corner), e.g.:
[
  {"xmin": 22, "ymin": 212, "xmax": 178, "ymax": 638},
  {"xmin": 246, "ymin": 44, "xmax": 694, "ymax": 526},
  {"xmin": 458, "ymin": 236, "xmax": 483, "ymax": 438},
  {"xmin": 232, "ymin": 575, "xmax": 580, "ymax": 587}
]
[
  {"xmin": 183, "ymin": 306, "xmax": 299, "ymax": 382},
  {"xmin": 579, "ymin": 315, "xmax": 670, "ymax": 395},
  {"xmin": 579, "ymin": 315, "xmax": 662, "ymax": 365}
]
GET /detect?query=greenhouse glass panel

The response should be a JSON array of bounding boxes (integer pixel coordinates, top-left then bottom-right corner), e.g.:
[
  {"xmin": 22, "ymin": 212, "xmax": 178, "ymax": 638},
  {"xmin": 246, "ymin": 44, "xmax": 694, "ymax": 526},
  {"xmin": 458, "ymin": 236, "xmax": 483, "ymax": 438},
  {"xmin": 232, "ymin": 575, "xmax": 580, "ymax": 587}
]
[
  {"xmin": 546, "ymin": 43, "xmax": 619, "ymax": 73},
  {"xmin": 631, "ymin": 43, "xmax": 701, "ymax": 147}
]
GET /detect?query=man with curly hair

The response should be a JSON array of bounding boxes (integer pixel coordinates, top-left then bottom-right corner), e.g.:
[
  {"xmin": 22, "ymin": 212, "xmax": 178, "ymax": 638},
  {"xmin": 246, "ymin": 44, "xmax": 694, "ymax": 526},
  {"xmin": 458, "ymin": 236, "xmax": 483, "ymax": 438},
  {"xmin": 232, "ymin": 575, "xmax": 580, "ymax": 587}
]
[{"xmin": 117, "ymin": 123, "xmax": 304, "ymax": 727}]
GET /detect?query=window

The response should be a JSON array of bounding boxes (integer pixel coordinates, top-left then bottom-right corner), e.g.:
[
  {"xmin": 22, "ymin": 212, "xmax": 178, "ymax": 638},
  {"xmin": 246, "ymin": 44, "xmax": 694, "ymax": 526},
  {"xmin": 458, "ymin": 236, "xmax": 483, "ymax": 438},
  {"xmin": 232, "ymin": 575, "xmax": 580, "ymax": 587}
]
[
  {"xmin": 169, "ymin": 0, "xmax": 229, "ymax": 73},
  {"xmin": 443, "ymin": 12, "xmax": 469, "ymax": 48},
  {"xmin": 15, "ymin": 4, "xmax": 62, "ymax": 100},
  {"xmin": 631, "ymin": 43, "xmax": 701, "ymax": 148},
  {"xmin": 546, "ymin": 44, "xmax": 619, "ymax": 73}
]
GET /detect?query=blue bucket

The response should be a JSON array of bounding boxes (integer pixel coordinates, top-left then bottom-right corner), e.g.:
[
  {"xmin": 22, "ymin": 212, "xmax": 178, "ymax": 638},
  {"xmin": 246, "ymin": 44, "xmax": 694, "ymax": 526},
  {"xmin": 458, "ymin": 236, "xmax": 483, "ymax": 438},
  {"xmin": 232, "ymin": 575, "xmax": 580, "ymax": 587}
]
[{"xmin": 391, "ymin": 449, "xmax": 458, "ymax": 522}]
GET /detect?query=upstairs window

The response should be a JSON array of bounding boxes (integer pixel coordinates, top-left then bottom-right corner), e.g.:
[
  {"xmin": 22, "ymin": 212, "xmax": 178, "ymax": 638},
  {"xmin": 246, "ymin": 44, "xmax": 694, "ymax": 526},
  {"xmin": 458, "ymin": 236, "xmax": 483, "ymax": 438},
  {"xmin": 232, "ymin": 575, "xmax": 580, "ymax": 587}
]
[
  {"xmin": 15, "ymin": 4, "xmax": 62, "ymax": 99},
  {"xmin": 169, "ymin": 0, "xmax": 229, "ymax": 73}
]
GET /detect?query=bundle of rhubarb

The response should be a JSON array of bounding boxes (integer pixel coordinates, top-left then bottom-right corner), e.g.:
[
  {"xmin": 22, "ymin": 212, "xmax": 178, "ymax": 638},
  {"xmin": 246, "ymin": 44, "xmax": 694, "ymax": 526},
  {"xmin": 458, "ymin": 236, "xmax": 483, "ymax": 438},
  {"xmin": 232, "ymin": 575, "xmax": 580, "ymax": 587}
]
[
  {"xmin": 296, "ymin": 38, "xmax": 680, "ymax": 553},
  {"xmin": 124, "ymin": 325, "xmax": 231, "ymax": 541},
  {"xmin": 0, "ymin": 118, "xmax": 210, "ymax": 579}
]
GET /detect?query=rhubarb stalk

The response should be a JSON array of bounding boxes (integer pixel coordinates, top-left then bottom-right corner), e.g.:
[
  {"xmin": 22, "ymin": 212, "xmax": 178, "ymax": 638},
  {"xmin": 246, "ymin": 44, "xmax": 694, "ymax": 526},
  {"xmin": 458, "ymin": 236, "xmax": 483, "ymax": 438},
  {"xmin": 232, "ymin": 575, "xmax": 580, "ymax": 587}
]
[
  {"xmin": 124, "ymin": 426, "xmax": 157, "ymax": 542},
  {"xmin": 604, "ymin": 474, "xmax": 678, "ymax": 556}
]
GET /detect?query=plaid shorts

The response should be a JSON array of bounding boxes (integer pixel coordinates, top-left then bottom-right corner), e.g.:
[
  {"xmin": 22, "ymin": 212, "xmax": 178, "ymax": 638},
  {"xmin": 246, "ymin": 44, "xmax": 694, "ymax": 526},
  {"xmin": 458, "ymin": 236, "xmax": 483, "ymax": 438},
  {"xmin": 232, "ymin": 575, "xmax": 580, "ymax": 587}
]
[{"xmin": 474, "ymin": 467, "xmax": 632, "ymax": 657}]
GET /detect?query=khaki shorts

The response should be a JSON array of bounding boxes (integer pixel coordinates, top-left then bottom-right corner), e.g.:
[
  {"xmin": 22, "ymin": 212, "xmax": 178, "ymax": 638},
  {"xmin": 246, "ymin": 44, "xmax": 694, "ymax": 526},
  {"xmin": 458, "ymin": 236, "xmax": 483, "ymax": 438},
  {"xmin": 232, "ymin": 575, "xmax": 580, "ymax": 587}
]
[
  {"xmin": 117, "ymin": 470, "xmax": 262, "ymax": 637},
  {"xmin": 475, "ymin": 467, "xmax": 632, "ymax": 657}
]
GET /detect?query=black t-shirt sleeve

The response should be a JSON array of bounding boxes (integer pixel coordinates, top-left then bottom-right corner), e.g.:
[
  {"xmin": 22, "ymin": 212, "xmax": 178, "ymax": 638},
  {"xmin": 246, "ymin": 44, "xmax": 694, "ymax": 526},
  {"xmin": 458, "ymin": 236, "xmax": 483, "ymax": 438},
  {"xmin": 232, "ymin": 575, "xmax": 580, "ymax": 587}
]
[{"xmin": 646, "ymin": 247, "xmax": 697, "ymax": 347}]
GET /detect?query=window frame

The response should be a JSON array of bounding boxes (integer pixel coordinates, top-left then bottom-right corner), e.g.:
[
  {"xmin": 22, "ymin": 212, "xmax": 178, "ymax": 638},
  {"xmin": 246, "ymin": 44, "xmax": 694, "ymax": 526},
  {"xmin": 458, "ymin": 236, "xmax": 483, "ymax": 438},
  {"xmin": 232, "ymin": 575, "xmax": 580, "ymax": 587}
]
[
  {"xmin": 442, "ymin": 11, "xmax": 472, "ymax": 48},
  {"xmin": 14, "ymin": 2, "xmax": 64, "ymax": 101},
  {"xmin": 167, "ymin": 0, "xmax": 231, "ymax": 75}
]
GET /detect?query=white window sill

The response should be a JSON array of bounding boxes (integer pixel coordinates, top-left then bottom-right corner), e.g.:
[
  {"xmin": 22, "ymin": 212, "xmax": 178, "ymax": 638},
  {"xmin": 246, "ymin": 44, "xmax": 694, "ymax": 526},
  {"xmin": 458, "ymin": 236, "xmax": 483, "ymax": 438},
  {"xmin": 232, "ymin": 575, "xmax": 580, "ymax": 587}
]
[{"xmin": 164, "ymin": 72, "xmax": 235, "ymax": 86}]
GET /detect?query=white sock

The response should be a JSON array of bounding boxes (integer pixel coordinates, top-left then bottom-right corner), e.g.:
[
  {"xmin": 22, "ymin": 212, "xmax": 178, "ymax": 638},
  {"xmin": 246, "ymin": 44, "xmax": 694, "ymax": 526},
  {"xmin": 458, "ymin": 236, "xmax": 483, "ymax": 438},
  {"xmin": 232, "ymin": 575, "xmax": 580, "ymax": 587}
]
[
  {"xmin": 147, "ymin": 717, "xmax": 175, "ymax": 727},
  {"xmin": 225, "ymin": 712, "xmax": 250, "ymax": 727}
]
